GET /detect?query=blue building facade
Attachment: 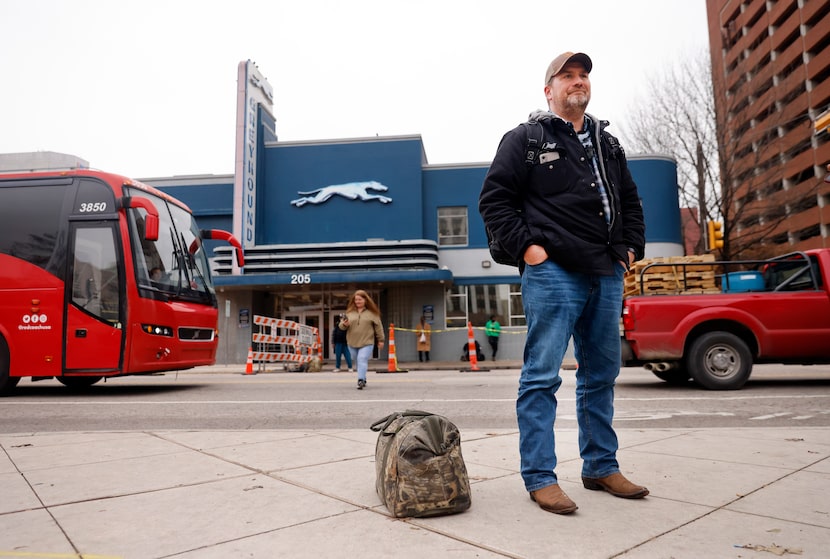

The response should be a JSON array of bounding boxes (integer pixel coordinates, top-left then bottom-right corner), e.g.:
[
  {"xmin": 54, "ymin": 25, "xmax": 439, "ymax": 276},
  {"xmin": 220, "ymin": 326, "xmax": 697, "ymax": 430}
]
[
  {"xmin": 149, "ymin": 142, "xmax": 682, "ymax": 366},
  {"xmin": 145, "ymin": 62, "xmax": 683, "ymax": 366}
]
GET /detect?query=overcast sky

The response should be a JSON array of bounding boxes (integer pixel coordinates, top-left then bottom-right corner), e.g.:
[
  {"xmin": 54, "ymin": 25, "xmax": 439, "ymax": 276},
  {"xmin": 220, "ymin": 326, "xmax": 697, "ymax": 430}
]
[{"xmin": 1, "ymin": 0, "xmax": 709, "ymax": 178}]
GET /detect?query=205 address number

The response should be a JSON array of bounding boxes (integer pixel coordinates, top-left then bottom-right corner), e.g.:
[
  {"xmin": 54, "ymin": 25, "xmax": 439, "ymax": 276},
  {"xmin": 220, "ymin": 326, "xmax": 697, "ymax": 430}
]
[{"xmin": 291, "ymin": 274, "xmax": 311, "ymax": 284}]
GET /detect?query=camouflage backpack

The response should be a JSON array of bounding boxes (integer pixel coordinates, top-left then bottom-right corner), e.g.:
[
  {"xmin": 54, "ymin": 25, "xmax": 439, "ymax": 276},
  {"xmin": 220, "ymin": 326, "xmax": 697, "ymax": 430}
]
[{"xmin": 370, "ymin": 410, "xmax": 472, "ymax": 518}]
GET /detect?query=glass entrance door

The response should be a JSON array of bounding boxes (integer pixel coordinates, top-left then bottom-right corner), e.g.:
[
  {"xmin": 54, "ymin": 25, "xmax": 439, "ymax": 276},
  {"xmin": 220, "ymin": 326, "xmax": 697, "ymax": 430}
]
[{"xmin": 284, "ymin": 311, "xmax": 323, "ymax": 357}]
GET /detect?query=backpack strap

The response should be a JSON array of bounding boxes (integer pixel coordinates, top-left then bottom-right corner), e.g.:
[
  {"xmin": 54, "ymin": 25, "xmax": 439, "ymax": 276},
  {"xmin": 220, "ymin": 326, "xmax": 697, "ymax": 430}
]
[
  {"xmin": 521, "ymin": 120, "xmax": 545, "ymax": 167},
  {"xmin": 484, "ymin": 120, "xmax": 546, "ymax": 268},
  {"xmin": 370, "ymin": 410, "xmax": 434, "ymax": 432}
]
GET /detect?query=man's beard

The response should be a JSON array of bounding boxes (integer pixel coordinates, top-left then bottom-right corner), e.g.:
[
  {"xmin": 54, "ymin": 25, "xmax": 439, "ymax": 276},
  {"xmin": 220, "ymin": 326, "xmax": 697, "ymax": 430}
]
[{"xmin": 564, "ymin": 92, "xmax": 590, "ymax": 110}]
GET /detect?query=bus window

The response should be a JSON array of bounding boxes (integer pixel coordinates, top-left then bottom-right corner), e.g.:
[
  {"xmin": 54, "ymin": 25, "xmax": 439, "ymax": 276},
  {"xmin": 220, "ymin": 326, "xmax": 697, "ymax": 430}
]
[
  {"xmin": 169, "ymin": 202, "xmax": 212, "ymax": 296},
  {"xmin": 125, "ymin": 187, "xmax": 214, "ymax": 301},
  {"xmin": 0, "ymin": 184, "xmax": 65, "ymax": 273},
  {"xmin": 72, "ymin": 226, "xmax": 121, "ymax": 324}
]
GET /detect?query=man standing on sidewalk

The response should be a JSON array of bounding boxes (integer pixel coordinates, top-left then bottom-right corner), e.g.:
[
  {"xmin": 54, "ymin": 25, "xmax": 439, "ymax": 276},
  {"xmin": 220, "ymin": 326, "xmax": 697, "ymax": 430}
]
[{"xmin": 479, "ymin": 51, "xmax": 648, "ymax": 514}]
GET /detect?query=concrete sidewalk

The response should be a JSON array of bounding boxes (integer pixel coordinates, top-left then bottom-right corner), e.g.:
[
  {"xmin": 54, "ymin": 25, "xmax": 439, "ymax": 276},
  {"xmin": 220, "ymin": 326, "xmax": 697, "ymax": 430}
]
[{"xmin": 1, "ymin": 425, "xmax": 828, "ymax": 558}]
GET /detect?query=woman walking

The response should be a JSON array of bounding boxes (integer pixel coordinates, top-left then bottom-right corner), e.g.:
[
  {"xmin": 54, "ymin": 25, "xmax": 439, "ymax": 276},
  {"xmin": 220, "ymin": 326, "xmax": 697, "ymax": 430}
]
[{"xmin": 339, "ymin": 290, "xmax": 385, "ymax": 389}]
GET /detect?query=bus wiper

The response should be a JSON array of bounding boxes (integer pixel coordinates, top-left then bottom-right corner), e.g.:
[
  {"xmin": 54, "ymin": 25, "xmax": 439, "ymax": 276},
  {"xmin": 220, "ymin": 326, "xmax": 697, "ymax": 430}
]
[
  {"xmin": 187, "ymin": 237, "xmax": 209, "ymax": 291},
  {"xmin": 169, "ymin": 229, "xmax": 187, "ymax": 295}
]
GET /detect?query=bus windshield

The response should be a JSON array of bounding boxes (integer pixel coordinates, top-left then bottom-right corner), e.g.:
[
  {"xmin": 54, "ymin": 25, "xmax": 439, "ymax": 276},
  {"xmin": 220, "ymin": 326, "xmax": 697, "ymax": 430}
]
[{"xmin": 125, "ymin": 187, "xmax": 215, "ymax": 303}]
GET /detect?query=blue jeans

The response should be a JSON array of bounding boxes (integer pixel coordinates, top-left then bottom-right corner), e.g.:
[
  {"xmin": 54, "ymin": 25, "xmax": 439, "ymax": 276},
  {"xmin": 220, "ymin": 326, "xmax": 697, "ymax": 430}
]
[
  {"xmin": 518, "ymin": 259, "xmax": 624, "ymax": 492},
  {"xmin": 334, "ymin": 342, "xmax": 352, "ymax": 369},
  {"xmin": 349, "ymin": 345, "xmax": 374, "ymax": 382}
]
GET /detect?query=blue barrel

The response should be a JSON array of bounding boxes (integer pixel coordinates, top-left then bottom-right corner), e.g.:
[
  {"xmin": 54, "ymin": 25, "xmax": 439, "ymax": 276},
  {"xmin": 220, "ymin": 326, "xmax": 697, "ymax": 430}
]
[{"xmin": 722, "ymin": 271, "xmax": 765, "ymax": 292}]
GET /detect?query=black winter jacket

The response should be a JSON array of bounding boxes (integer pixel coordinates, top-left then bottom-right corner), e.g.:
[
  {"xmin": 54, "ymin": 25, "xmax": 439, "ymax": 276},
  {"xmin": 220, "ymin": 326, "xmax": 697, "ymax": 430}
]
[
  {"xmin": 331, "ymin": 322, "xmax": 348, "ymax": 345},
  {"xmin": 479, "ymin": 111, "xmax": 645, "ymax": 275}
]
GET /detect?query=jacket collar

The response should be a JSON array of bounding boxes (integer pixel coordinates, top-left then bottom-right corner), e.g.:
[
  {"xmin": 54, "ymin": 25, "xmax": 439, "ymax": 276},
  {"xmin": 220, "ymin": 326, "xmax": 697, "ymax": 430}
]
[{"xmin": 527, "ymin": 109, "xmax": 608, "ymax": 132}]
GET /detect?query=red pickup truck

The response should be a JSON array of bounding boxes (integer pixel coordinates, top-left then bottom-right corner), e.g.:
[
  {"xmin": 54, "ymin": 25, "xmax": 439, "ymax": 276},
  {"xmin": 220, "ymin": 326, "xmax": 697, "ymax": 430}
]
[{"xmin": 621, "ymin": 248, "xmax": 830, "ymax": 389}]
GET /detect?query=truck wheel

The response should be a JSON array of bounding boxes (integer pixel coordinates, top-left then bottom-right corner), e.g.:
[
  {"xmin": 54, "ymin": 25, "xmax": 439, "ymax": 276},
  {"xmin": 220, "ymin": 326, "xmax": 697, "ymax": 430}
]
[
  {"xmin": 687, "ymin": 332, "xmax": 752, "ymax": 390},
  {"xmin": 0, "ymin": 340, "xmax": 20, "ymax": 396}
]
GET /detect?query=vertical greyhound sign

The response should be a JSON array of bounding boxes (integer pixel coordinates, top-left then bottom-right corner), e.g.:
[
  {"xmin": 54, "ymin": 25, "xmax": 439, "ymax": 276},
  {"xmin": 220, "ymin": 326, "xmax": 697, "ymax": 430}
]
[{"xmin": 233, "ymin": 60, "xmax": 274, "ymax": 263}]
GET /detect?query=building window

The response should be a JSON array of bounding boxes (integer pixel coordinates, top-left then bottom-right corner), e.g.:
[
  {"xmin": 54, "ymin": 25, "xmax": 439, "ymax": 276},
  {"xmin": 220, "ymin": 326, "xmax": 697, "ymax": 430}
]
[
  {"xmin": 468, "ymin": 284, "xmax": 512, "ymax": 326},
  {"xmin": 445, "ymin": 283, "xmax": 524, "ymax": 328},
  {"xmin": 438, "ymin": 207, "xmax": 468, "ymax": 246},
  {"xmin": 445, "ymin": 285, "xmax": 468, "ymax": 328},
  {"xmin": 509, "ymin": 285, "xmax": 526, "ymax": 326}
]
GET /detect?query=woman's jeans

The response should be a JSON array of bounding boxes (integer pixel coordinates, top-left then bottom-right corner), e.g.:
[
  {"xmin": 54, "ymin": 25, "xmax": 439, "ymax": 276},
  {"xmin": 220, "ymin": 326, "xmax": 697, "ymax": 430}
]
[
  {"xmin": 334, "ymin": 342, "xmax": 352, "ymax": 369},
  {"xmin": 349, "ymin": 345, "xmax": 374, "ymax": 381},
  {"xmin": 518, "ymin": 259, "xmax": 624, "ymax": 492}
]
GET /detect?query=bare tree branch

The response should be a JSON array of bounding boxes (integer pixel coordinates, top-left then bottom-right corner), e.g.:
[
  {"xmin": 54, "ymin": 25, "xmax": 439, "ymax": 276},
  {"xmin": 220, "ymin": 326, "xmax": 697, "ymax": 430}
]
[{"xmin": 618, "ymin": 49, "xmax": 823, "ymax": 260}]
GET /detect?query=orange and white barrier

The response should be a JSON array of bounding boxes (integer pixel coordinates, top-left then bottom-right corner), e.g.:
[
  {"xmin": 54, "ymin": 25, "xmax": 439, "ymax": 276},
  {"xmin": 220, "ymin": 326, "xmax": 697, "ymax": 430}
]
[{"xmin": 248, "ymin": 315, "xmax": 320, "ymax": 371}]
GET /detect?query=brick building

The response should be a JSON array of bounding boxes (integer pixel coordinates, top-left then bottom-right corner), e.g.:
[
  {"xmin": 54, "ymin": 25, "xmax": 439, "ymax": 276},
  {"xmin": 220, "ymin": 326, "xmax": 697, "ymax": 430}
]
[{"xmin": 706, "ymin": 0, "xmax": 830, "ymax": 254}]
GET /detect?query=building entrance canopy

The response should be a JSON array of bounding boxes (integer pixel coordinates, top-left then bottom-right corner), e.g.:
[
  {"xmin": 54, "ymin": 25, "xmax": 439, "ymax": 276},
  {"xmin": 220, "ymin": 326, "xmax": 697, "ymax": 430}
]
[{"xmin": 214, "ymin": 267, "xmax": 452, "ymax": 288}]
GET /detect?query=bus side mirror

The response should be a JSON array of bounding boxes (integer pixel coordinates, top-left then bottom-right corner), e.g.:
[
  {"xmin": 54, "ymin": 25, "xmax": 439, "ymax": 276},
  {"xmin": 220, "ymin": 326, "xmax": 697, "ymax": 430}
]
[
  {"xmin": 118, "ymin": 196, "xmax": 160, "ymax": 241},
  {"xmin": 144, "ymin": 214, "xmax": 159, "ymax": 241},
  {"xmin": 201, "ymin": 229, "xmax": 245, "ymax": 268}
]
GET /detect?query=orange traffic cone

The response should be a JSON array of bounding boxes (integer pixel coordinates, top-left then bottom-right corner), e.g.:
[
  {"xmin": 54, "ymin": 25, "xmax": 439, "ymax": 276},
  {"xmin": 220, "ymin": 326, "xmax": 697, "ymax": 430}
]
[
  {"xmin": 379, "ymin": 324, "xmax": 408, "ymax": 373},
  {"xmin": 387, "ymin": 324, "xmax": 399, "ymax": 372},
  {"xmin": 244, "ymin": 346, "xmax": 254, "ymax": 375},
  {"xmin": 466, "ymin": 322, "xmax": 480, "ymax": 371},
  {"xmin": 316, "ymin": 329, "xmax": 323, "ymax": 361}
]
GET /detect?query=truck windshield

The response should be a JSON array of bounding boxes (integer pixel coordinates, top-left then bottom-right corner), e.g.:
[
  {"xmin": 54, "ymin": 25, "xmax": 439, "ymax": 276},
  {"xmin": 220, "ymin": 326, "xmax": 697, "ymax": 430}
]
[{"xmin": 125, "ymin": 187, "xmax": 215, "ymax": 303}]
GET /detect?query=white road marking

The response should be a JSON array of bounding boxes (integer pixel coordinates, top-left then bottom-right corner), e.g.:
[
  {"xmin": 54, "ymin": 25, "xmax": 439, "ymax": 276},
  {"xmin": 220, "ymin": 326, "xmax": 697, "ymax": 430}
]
[
  {"xmin": 1, "ymin": 398, "xmax": 518, "ymax": 405},
  {"xmin": 750, "ymin": 412, "xmax": 792, "ymax": 420},
  {"xmin": 562, "ymin": 411, "xmax": 736, "ymax": 421}
]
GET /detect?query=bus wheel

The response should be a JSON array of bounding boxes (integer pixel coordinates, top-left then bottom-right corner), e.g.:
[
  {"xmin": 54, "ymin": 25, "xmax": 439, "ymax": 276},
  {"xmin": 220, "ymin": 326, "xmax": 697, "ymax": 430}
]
[
  {"xmin": 57, "ymin": 376, "xmax": 103, "ymax": 389},
  {"xmin": 0, "ymin": 341, "xmax": 20, "ymax": 396}
]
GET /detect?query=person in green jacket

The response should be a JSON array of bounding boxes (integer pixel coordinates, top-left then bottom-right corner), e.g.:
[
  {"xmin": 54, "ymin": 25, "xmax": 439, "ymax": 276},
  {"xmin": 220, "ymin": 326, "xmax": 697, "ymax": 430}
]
[
  {"xmin": 340, "ymin": 290, "xmax": 385, "ymax": 390},
  {"xmin": 485, "ymin": 315, "xmax": 501, "ymax": 360}
]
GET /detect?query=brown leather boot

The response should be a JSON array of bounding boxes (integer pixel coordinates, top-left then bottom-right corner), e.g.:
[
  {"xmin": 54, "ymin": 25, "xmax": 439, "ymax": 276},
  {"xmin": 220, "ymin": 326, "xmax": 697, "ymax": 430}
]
[
  {"xmin": 582, "ymin": 472, "xmax": 649, "ymax": 499},
  {"xmin": 529, "ymin": 484, "xmax": 578, "ymax": 514}
]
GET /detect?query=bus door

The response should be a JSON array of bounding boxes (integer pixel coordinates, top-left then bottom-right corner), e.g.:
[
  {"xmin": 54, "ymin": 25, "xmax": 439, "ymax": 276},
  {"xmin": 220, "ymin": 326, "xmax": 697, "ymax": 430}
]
[{"xmin": 64, "ymin": 223, "xmax": 124, "ymax": 372}]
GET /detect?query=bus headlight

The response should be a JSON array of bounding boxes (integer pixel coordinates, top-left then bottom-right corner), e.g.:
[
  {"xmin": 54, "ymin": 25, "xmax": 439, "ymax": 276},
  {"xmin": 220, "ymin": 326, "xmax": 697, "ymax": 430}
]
[{"xmin": 142, "ymin": 324, "xmax": 174, "ymax": 337}]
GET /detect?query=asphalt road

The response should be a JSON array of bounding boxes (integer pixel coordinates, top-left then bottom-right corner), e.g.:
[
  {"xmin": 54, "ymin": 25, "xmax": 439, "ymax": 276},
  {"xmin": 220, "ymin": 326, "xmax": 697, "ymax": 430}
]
[{"xmin": 2, "ymin": 364, "xmax": 829, "ymax": 433}]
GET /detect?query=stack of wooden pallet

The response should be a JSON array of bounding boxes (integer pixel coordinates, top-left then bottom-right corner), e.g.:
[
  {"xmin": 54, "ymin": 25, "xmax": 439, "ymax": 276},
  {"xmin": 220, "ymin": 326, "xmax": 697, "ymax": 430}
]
[{"xmin": 624, "ymin": 254, "xmax": 719, "ymax": 297}]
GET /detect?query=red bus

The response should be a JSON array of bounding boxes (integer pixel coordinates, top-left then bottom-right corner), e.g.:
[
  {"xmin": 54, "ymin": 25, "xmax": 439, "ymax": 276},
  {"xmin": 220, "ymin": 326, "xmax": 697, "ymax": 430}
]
[{"xmin": 0, "ymin": 169, "xmax": 243, "ymax": 394}]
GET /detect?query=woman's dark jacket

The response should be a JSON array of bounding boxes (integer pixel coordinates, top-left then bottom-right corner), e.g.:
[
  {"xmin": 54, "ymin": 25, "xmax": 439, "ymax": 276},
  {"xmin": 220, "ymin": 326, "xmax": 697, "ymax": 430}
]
[
  {"xmin": 332, "ymin": 323, "xmax": 348, "ymax": 345},
  {"xmin": 478, "ymin": 111, "xmax": 645, "ymax": 275}
]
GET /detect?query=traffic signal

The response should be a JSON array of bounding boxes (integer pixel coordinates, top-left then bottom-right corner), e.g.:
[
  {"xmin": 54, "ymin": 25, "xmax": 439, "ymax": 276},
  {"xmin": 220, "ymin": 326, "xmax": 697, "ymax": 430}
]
[{"xmin": 707, "ymin": 220, "xmax": 724, "ymax": 251}]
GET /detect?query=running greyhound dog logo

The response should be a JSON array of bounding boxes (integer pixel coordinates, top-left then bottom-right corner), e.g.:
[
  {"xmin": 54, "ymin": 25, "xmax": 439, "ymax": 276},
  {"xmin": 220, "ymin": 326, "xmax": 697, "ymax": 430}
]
[{"xmin": 290, "ymin": 181, "xmax": 392, "ymax": 207}]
